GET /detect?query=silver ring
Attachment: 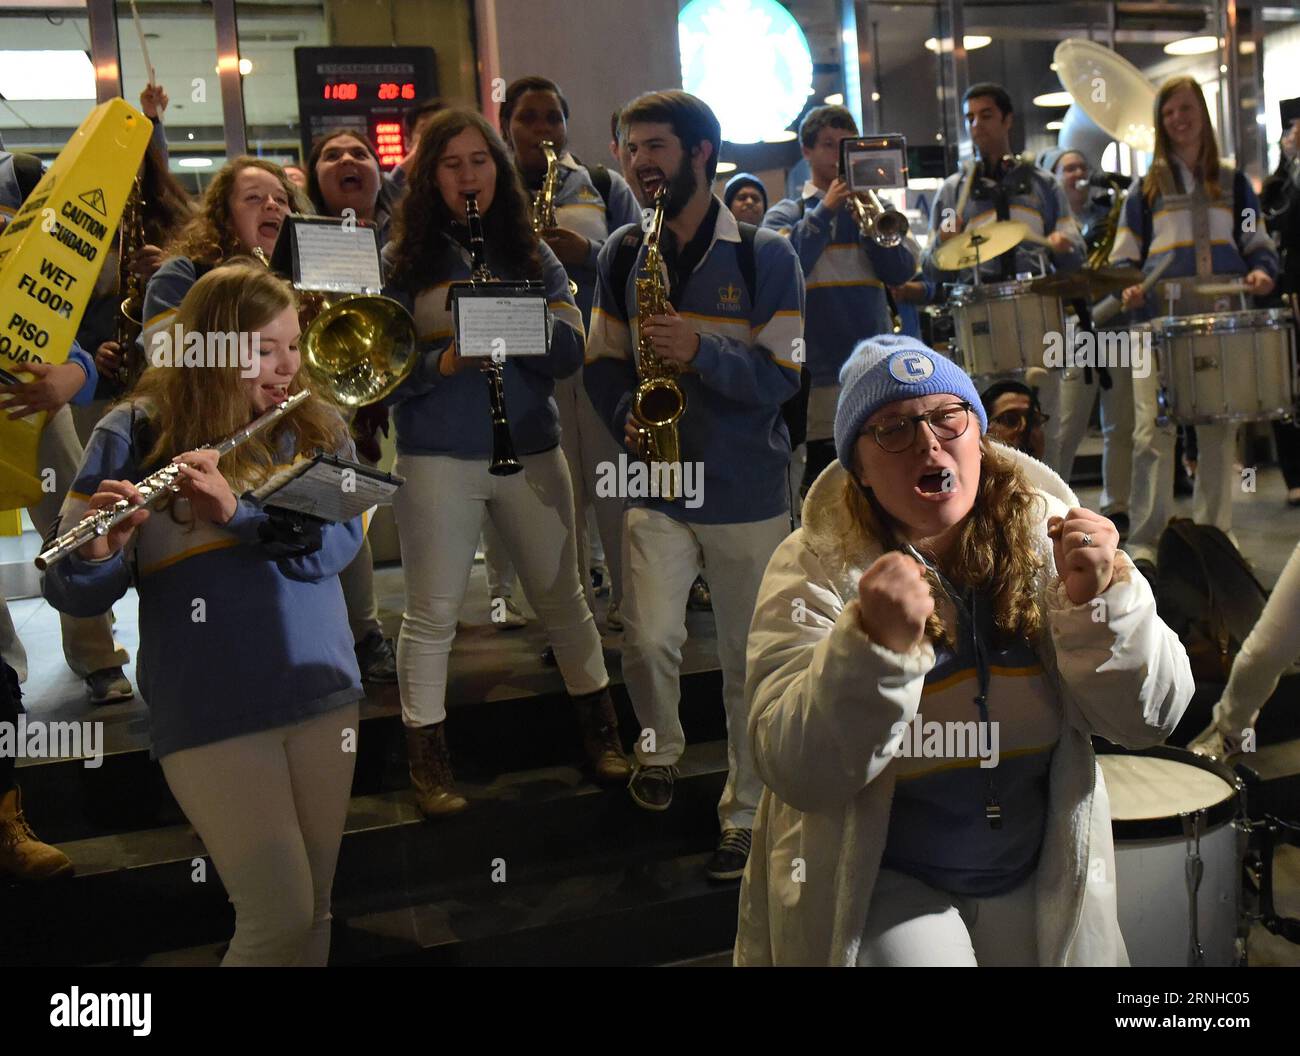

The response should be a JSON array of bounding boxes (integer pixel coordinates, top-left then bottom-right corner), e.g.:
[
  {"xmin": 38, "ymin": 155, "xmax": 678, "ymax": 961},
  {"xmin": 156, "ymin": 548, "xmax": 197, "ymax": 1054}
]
[{"xmin": 1081, "ymin": 532, "xmax": 1093, "ymax": 547}]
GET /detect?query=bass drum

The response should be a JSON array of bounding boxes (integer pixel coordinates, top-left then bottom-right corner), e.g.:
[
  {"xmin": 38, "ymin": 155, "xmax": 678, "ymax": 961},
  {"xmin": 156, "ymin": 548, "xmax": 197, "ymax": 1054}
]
[{"xmin": 1096, "ymin": 744, "xmax": 1247, "ymax": 967}]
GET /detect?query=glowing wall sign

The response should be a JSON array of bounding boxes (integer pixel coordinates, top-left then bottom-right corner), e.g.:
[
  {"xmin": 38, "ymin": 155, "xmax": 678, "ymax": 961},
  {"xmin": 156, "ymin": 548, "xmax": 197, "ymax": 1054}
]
[{"xmin": 679, "ymin": 0, "xmax": 814, "ymax": 144}]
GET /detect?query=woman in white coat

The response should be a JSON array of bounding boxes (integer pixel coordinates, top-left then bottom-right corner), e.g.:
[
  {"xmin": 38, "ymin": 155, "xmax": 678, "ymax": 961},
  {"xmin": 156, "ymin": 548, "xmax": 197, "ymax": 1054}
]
[{"xmin": 735, "ymin": 336, "xmax": 1194, "ymax": 967}]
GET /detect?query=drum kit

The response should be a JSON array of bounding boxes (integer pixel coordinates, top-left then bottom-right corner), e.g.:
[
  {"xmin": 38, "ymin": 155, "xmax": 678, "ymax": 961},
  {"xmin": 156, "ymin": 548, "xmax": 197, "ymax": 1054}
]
[{"xmin": 928, "ymin": 39, "xmax": 1299, "ymax": 435}]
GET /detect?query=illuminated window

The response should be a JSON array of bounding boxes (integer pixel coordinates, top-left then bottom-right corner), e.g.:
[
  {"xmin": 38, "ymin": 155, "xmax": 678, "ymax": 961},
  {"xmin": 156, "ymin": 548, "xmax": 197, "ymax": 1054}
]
[{"xmin": 678, "ymin": 0, "xmax": 813, "ymax": 144}]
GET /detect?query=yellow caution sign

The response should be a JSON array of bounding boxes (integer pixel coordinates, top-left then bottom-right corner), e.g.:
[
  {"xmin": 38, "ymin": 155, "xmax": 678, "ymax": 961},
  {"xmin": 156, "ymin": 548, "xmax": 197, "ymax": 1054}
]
[{"xmin": 0, "ymin": 98, "xmax": 152, "ymax": 511}]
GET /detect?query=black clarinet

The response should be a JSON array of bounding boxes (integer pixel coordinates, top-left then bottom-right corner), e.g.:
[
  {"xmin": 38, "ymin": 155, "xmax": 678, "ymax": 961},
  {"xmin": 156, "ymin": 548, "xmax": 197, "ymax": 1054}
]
[{"xmin": 463, "ymin": 192, "xmax": 522, "ymax": 476}]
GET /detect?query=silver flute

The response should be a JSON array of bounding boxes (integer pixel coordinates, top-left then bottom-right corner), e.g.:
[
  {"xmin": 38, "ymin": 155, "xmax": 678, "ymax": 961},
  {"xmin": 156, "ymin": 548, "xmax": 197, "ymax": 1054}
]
[{"xmin": 35, "ymin": 390, "xmax": 309, "ymax": 571}]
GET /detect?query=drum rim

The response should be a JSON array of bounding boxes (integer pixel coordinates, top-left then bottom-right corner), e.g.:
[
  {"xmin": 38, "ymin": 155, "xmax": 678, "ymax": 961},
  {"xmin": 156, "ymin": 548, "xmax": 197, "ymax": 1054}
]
[
  {"xmin": 1094, "ymin": 742, "xmax": 1243, "ymax": 840},
  {"xmin": 949, "ymin": 279, "xmax": 1049, "ymax": 305},
  {"xmin": 1154, "ymin": 308, "xmax": 1291, "ymax": 335}
]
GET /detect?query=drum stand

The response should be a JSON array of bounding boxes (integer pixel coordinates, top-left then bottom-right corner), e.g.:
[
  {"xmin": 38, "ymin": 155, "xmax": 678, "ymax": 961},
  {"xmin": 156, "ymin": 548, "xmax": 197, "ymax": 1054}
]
[{"xmin": 1243, "ymin": 814, "xmax": 1300, "ymax": 947}]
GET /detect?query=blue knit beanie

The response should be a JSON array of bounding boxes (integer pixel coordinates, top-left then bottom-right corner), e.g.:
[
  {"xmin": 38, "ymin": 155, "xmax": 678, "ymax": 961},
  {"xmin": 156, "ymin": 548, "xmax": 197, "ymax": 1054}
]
[{"xmin": 833, "ymin": 335, "xmax": 987, "ymax": 472}]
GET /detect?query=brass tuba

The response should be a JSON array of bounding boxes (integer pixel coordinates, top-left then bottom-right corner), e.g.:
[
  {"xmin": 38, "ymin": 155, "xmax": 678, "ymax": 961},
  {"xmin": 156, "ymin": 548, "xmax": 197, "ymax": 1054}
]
[
  {"xmin": 631, "ymin": 188, "xmax": 684, "ymax": 499},
  {"xmin": 847, "ymin": 188, "xmax": 909, "ymax": 248},
  {"xmin": 253, "ymin": 243, "xmax": 418, "ymax": 408}
]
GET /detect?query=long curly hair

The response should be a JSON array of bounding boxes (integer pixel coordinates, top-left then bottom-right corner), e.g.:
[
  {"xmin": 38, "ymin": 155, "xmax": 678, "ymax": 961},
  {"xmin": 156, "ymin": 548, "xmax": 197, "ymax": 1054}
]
[
  {"xmin": 386, "ymin": 107, "xmax": 541, "ymax": 291},
  {"xmin": 1144, "ymin": 76, "xmax": 1221, "ymax": 206},
  {"xmin": 130, "ymin": 260, "xmax": 345, "ymax": 502},
  {"xmin": 843, "ymin": 436, "xmax": 1046, "ymax": 647},
  {"xmin": 140, "ymin": 142, "xmax": 196, "ymax": 247},
  {"xmin": 164, "ymin": 157, "xmax": 310, "ymax": 266}
]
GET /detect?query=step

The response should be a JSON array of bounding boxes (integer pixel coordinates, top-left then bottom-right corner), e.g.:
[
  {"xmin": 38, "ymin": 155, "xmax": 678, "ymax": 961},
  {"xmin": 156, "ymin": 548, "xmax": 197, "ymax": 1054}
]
[
  {"xmin": 0, "ymin": 741, "xmax": 731, "ymax": 966},
  {"xmin": 17, "ymin": 669, "xmax": 727, "ymax": 845}
]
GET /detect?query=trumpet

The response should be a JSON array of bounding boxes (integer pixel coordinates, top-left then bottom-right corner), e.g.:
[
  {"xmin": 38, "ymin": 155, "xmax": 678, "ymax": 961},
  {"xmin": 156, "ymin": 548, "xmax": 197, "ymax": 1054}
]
[
  {"xmin": 35, "ymin": 390, "xmax": 309, "ymax": 570},
  {"xmin": 631, "ymin": 188, "xmax": 685, "ymax": 499},
  {"xmin": 847, "ymin": 188, "xmax": 909, "ymax": 248},
  {"xmin": 464, "ymin": 192, "xmax": 522, "ymax": 476}
]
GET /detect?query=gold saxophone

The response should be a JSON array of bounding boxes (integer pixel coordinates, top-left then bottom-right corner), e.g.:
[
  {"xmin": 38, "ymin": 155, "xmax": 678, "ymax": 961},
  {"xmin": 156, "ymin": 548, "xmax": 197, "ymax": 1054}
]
[
  {"xmin": 533, "ymin": 139, "xmax": 560, "ymax": 233},
  {"xmin": 112, "ymin": 173, "xmax": 146, "ymax": 394},
  {"xmin": 631, "ymin": 188, "xmax": 684, "ymax": 499}
]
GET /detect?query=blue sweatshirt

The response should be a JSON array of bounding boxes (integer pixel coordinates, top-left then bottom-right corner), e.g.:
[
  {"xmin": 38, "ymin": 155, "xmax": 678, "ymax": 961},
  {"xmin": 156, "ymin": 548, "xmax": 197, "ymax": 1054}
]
[
  {"xmin": 1109, "ymin": 157, "xmax": 1279, "ymax": 320},
  {"xmin": 532, "ymin": 152, "xmax": 641, "ymax": 326},
  {"xmin": 139, "ymin": 254, "xmax": 201, "ymax": 361},
  {"xmin": 585, "ymin": 196, "xmax": 804, "ymax": 525},
  {"xmin": 763, "ymin": 183, "xmax": 920, "ymax": 388},
  {"xmin": 383, "ymin": 234, "xmax": 585, "ymax": 459},
  {"xmin": 41, "ymin": 403, "xmax": 365, "ymax": 759},
  {"xmin": 923, "ymin": 161, "xmax": 1085, "ymax": 285},
  {"xmin": 882, "ymin": 592, "xmax": 1060, "ymax": 897}
]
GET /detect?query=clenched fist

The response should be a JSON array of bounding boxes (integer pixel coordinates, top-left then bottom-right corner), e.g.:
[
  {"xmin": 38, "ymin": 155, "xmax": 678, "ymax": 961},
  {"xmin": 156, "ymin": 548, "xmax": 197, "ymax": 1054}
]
[
  {"xmin": 1047, "ymin": 507, "xmax": 1118, "ymax": 606},
  {"xmin": 857, "ymin": 551, "xmax": 934, "ymax": 654}
]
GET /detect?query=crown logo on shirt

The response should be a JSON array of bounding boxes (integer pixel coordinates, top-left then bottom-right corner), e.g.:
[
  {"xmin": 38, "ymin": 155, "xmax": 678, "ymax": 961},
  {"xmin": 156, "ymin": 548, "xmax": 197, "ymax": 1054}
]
[{"xmin": 717, "ymin": 283, "xmax": 742, "ymax": 308}]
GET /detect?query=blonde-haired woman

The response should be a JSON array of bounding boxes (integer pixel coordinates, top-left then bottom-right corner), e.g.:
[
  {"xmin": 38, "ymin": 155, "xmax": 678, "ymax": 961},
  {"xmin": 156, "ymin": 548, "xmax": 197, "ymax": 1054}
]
[
  {"xmin": 1112, "ymin": 76, "xmax": 1278, "ymax": 577},
  {"xmin": 43, "ymin": 262, "xmax": 364, "ymax": 966},
  {"xmin": 735, "ymin": 336, "xmax": 1194, "ymax": 966},
  {"xmin": 139, "ymin": 156, "xmax": 309, "ymax": 355}
]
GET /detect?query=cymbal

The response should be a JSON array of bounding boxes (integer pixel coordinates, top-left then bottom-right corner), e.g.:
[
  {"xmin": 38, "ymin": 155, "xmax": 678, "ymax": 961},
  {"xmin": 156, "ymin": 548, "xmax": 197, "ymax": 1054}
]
[
  {"xmin": 933, "ymin": 220, "xmax": 1028, "ymax": 272},
  {"xmin": 1030, "ymin": 266, "xmax": 1145, "ymax": 299}
]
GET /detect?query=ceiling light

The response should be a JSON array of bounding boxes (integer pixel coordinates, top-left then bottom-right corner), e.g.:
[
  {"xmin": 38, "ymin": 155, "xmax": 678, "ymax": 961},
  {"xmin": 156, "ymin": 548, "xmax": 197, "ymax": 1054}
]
[
  {"xmin": 1164, "ymin": 36, "xmax": 1219, "ymax": 56},
  {"xmin": 924, "ymin": 35, "xmax": 992, "ymax": 53},
  {"xmin": 178, "ymin": 157, "xmax": 214, "ymax": 169},
  {"xmin": 761, "ymin": 129, "xmax": 798, "ymax": 143},
  {"xmin": 214, "ymin": 58, "xmax": 253, "ymax": 75},
  {"xmin": 823, "ymin": 93, "xmax": 844, "ymax": 105},
  {"xmin": 0, "ymin": 51, "xmax": 94, "ymax": 100},
  {"xmin": 715, "ymin": 161, "xmax": 737, "ymax": 175},
  {"xmin": 1034, "ymin": 91, "xmax": 1074, "ymax": 107},
  {"xmin": 1046, "ymin": 120, "xmax": 1064, "ymax": 130},
  {"xmin": 871, "ymin": 91, "xmax": 881, "ymax": 102}
]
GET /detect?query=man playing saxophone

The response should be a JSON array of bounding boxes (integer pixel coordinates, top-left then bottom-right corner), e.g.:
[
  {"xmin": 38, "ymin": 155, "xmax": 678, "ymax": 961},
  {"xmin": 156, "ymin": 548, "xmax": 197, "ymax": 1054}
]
[{"xmin": 585, "ymin": 90, "xmax": 804, "ymax": 882}]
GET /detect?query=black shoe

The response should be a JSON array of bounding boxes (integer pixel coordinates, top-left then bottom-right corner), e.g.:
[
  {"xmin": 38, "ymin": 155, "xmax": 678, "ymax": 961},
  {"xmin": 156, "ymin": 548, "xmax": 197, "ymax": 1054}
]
[
  {"xmin": 687, "ymin": 576, "xmax": 712, "ymax": 611},
  {"xmin": 85, "ymin": 667, "xmax": 133, "ymax": 706},
  {"xmin": 1133, "ymin": 558, "xmax": 1158, "ymax": 590},
  {"xmin": 1173, "ymin": 468, "xmax": 1194, "ymax": 497},
  {"xmin": 705, "ymin": 828, "xmax": 753, "ymax": 881},
  {"xmin": 540, "ymin": 645, "xmax": 557, "ymax": 667},
  {"xmin": 355, "ymin": 631, "xmax": 398, "ymax": 683},
  {"xmin": 1108, "ymin": 511, "xmax": 1129, "ymax": 541},
  {"xmin": 628, "ymin": 764, "xmax": 677, "ymax": 811}
]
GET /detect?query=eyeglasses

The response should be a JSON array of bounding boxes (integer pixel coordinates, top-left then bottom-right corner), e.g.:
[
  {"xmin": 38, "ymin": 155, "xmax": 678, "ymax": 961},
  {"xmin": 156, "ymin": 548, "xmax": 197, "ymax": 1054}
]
[
  {"xmin": 864, "ymin": 401, "xmax": 973, "ymax": 453},
  {"xmin": 991, "ymin": 409, "xmax": 1050, "ymax": 431}
]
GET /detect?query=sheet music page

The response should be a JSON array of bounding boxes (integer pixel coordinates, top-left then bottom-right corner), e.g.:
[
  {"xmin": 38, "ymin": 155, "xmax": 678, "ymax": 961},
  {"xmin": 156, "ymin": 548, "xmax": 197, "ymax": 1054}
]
[
  {"xmin": 294, "ymin": 224, "xmax": 383, "ymax": 294},
  {"xmin": 455, "ymin": 295, "xmax": 548, "ymax": 357}
]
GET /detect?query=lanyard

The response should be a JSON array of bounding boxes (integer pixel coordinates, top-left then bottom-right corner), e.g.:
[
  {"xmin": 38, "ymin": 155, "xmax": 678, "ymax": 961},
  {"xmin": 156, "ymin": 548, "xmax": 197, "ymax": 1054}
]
[{"xmin": 903, "ymin": 543, "xmax": 1003, "ymax": 828}]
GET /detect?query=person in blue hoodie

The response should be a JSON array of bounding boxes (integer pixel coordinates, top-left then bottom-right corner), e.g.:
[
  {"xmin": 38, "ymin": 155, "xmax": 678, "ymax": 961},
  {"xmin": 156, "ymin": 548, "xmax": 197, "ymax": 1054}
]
[
  {"xmin": 763, "ymin": 105, "xmax": 922, "ymax": 497},
  {"xmin": 586, "ymin": 90, "xmax": 804, "ymax": 881},
  {"xmin": 500, "ymin": 76, "xmax": 642, "ymax": 632},
  {"xmin": 1110, "ymin": 76, "xmax": 1278, "ymax": 578},
  {"xmin": 42, "ymin": 261, "xmax": 365, "ymax": 965},
  {"xmin": 383, "ymin": 108, "xmax": 627, "ymax": 817}
]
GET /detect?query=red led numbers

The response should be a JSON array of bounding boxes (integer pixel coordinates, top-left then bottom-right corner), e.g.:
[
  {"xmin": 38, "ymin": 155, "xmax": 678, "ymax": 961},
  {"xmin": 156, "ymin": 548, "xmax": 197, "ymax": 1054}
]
[{"xmin": 322, "ymin": 82, "xmax": 358, "ymax": 101}]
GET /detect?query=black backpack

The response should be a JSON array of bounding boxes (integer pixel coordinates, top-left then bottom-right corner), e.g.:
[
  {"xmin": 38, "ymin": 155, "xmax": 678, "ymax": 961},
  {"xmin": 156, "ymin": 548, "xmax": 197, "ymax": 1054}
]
[{"xmin": 1156, "ymin": 518, "xmax": 1270, "ymax": 683}]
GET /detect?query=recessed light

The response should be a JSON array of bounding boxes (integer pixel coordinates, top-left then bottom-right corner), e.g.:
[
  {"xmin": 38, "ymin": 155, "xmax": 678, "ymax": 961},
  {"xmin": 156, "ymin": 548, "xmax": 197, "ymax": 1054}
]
[
  {"xmin": 1034, "ymin": 91, "xmax": 1075, "ymax": 107},
  {"xmin": 1164, "ymin": 36, "xmax": 1219, "ymax": 56},
  {"xmin": 924, "ymin": 35, "xmax": 992, "ymax": 53},
  {"xmin": 823, "ymin": 93, "xmax": 844, "ymax": 105},
  {"xmin": 178, "ymin": 157, "xmax": 214, "ymax": 168},
  {"xmin": 716, "ymin": 161, "xmax": 737, "ymax": 175},
  {"xmin": 761, "ymin": 129, "xmax": 798, "ymax": 143},
  {"xmin": 1046, "ymin": 120, "xmax": 1064, "ymax": 131}
]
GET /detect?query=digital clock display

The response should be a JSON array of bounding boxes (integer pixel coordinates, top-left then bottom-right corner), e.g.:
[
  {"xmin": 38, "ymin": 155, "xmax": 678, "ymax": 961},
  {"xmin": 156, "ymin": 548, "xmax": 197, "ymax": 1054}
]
[{"xmin": 295, "ymin": 47, "xmax": 438, "ymax": 171}]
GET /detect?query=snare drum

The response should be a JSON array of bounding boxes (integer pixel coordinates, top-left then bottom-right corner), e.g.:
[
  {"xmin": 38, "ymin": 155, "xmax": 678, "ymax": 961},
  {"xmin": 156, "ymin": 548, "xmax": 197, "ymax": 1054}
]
[
  {"xmin": 1153, "ymin": 309, "xmax": 1298, "ymax": 425},
  {"xmin": 1097, "ymin": 745, "xmax": 1246, "ymax": 967},
  {"xmin": 949, "ymin": 280, "xmax": 1064, "ymax": 381}
]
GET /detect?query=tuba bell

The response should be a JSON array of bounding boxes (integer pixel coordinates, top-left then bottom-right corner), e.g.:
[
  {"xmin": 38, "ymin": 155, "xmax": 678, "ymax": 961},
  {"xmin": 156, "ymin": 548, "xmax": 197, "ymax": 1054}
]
[{"xmin": 252, "ymin": 243, "xmax": 418, "ymax": 408}]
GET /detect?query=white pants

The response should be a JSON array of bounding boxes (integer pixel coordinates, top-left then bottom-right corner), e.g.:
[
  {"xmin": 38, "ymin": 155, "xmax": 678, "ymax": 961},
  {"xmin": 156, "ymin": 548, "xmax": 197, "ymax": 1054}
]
[
  {"xmin": 0, "ymin": 406, "xmax": 128, "ymax": 681},
  {"xmin": 623, "ymin": 507, "xmax": 789, "ymax": 830},
  {"xmin": 1215, "ymin": 540, "xmax": 1300, "ymax": 735},
  {"xmin": 1126, "ymin": 366, "xmax": 1237, "ymax": 564},
  {"xmin": 159, "ymin": 702, "xmax": 359, "ymax": 967},
  {"xmin": 1035, "ymin": 369, "xmax": 1065, "ymax": 474},
  {"xmin": 856, "ymin": 867, "xmax": 1039, "ymax": 967},
  {"xmin": 393, "ymin": 448, "xmax": 608, "ymax": 727},
  {"xmin": 1053, "ymin": 364, "xmax": 1134, "ymax": 513}
]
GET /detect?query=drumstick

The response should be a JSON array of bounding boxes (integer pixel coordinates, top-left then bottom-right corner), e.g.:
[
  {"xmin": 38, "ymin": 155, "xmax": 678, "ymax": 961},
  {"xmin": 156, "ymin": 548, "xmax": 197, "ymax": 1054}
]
[
  {"xmin": 1194, "ymin": 281, "xmax": 1248, "ymax": 296},
  {"xmin": 1091, "ymin": 256, "xmax": 1174, "ymax": 326},
  {"xmin": 130, "ymin": 0, "xmax": 156, "ymax": 87}
]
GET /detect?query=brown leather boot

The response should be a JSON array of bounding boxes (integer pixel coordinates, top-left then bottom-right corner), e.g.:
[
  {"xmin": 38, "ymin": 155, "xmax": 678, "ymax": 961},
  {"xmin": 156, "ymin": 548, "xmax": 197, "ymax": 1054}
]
[
  {"xmin": 0, "ymin": 787, "xmax": 73, "ymax": 881},
  {"xmin": 572, "ymin": 689, "xmax": 631, "ymax": 782},
  {"xmin": 404, "ymin": 723, "xmax": 468, "ymax": 818}
]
